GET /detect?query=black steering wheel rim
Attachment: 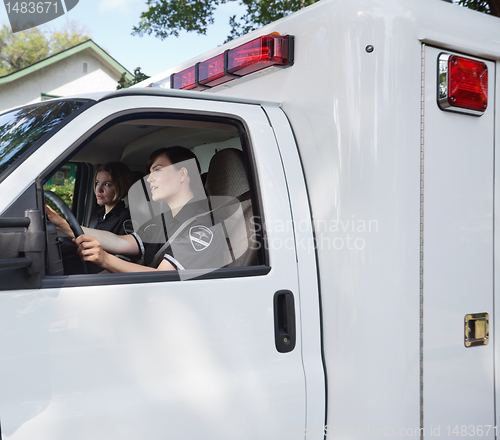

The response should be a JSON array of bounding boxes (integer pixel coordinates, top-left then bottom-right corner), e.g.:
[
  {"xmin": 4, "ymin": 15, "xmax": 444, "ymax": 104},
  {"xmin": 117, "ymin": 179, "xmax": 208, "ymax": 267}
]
[{"xmin": 44, "ymin": 190, "xmax": 84, "ymax": 238}]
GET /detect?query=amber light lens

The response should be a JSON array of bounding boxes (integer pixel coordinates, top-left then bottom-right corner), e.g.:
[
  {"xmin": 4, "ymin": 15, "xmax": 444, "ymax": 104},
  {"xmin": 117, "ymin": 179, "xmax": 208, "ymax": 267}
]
[
  {"xmin": 448, "ymin": 56, "xmax": 488, "ymax": 111},
  {"xmin": 227, "ymin": 35, "xmax": 291, "ymax": 76},
  {"xmin": 198, "ymin": 54, "xmax": 233, "ymax": 87}
]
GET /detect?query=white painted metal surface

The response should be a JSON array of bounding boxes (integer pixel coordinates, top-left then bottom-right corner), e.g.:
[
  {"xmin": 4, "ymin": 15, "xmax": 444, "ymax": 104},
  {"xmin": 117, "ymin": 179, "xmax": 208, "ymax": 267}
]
[
  {"xmin": 423, "ymin": 45, "xmax": 496, "ymax": 436},
  {"xmin": 0, "ymin": 96, "xmax": 312, "ymax": 439},
  {"xmin": 263, "ymin": 104, "xmax": 326, "ymax": 439},
  {"xmin": 155, "ymin": 0, "xmax": 497, "ymax": 434},
  {"xmin": 495, "ymin": 53, "xmax": 500, "ymax": 440}
]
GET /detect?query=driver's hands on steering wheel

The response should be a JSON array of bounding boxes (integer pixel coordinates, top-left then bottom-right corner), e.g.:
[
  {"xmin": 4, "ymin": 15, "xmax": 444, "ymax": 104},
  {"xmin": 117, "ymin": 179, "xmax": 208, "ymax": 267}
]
[
  {"xmin": 45, "ymin": 204, "xmax": 75, "ymax": 238},
  {"xmin": 75, "ymin": 234, "xmax": 109, "ymax": 267}
]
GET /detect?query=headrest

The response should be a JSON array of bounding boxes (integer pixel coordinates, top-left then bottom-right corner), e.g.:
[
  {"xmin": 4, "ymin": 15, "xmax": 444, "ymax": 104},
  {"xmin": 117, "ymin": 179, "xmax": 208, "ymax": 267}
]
[{"xmin": 205, "ymin": 148, "xmax": 249, "ymax": 198}]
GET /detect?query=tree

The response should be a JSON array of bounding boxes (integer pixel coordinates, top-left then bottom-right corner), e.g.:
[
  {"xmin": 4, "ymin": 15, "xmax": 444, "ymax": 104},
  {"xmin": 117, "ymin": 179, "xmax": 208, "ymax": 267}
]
[
  {"xmin": 49, "ymin": 21, "xmax": 91, "ymax": 54},
  {"xmin": 133, "ymin": 0, "xmax": 500, "ymax": 44},
  {"xmin": 133, "ymin": 0, "xmax": 318, "ymax": 43},
  {"xmin": 117, "ymin": 67, "xmax": 151, "ymax": 89},
  {"xmin": 456, "ymin": 0, "xmax": 500, "ymax": 15},
  {"xmin": 0, "ymin": 21, "xmax": 90, "ymax": 76}
]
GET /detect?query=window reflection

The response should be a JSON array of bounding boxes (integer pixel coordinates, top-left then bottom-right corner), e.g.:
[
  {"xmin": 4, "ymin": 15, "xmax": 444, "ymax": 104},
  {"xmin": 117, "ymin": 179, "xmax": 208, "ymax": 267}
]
[{"xmin": 0, "ymin": 101, "xmax": 87, "ymax": 177}]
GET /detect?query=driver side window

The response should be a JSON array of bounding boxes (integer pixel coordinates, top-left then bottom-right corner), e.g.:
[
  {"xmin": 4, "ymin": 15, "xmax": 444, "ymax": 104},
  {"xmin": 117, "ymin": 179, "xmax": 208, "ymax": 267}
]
[{"xmin": 40, "ymin": 113, "xmax": 264, "ymax": 286}]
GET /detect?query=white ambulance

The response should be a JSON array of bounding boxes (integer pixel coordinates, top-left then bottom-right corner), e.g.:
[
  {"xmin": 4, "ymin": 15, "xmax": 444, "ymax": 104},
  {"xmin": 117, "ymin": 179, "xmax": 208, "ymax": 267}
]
[{"xmin": 0, "ymin": 0, "xmax": 497, "ymax": 438}]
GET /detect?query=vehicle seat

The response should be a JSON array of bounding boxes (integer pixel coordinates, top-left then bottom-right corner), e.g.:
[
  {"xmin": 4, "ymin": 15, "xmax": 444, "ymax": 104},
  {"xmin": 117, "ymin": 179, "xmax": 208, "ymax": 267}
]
[{"xmin": 205, "ymin": 148, "xmax": 258, "ymax": 267}]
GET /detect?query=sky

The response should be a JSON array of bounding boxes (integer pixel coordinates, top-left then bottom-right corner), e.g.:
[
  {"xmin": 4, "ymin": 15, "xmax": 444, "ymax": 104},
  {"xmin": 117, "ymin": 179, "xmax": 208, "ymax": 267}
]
[{"xmin": 0, "ymin": 0, "xmax": 244, "ymax": 77}]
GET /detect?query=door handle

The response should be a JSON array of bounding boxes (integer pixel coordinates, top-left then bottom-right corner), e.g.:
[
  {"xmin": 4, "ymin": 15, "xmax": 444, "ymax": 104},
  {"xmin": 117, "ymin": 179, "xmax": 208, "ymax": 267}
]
[
  {"xmin": 464, "ymin": 313, "xmax": 489, "ymax": 347},
  {"xmin": 274, "ymin": 290, "xmax": 296, "ymax": 353}
]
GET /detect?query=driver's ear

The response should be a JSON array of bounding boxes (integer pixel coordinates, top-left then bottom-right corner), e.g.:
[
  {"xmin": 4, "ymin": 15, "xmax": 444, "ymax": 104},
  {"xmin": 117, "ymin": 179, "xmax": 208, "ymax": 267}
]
[{"xmin": 179, "ymin": 167, "xmax": 188, "ymax": 183}]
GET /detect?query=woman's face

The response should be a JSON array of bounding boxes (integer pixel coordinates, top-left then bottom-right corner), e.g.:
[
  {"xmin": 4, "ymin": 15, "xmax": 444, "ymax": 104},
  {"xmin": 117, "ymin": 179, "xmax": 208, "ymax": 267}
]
[
  {"xmin": 147, "ymin": 155, "xmax": 183, "ymax": 203},
  {"xmin": 95, "ymin": 171, "xmax": 117, "ymax": 208}
]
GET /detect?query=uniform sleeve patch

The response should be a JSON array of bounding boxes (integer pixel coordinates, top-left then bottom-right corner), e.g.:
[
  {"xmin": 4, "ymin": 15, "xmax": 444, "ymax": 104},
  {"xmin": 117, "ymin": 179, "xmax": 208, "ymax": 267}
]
[{"xmin": 189, "ymin": 225, "xmax": 214, "ymax": 251}]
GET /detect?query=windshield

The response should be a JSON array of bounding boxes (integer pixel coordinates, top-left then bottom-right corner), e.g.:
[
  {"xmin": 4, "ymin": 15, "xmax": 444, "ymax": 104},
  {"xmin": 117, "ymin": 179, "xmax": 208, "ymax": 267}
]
[{"xmin": 0, "ymin": 100, "xmax": 89, "ymax": 178}]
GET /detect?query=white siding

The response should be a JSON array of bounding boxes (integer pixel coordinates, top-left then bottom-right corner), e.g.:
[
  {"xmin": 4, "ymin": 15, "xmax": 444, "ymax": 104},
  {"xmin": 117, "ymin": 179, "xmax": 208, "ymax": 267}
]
[{"xmin": 0, "ymin": 48, "xmax": 126, "ymax": 112}]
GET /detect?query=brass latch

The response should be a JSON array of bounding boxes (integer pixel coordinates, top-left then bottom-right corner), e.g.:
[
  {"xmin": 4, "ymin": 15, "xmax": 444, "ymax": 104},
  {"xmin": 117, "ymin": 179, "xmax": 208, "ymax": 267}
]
[{"xmin": 465, "ymin": 313, "xmax": 489, "ymax": 348}]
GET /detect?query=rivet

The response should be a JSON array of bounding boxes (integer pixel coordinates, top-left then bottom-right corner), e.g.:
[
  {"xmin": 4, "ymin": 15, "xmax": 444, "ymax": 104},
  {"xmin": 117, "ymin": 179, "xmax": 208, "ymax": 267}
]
[{"xmin": 365, "ymin": 45, "xmax": 374, "ymax": 53}]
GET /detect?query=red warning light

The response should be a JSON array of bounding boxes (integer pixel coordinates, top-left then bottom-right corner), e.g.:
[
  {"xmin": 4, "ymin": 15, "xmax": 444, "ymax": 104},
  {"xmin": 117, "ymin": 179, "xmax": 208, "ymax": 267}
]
[
  {"xmin": 198, "ymin": 54, "xmax": 233, "ymax": 88},
  {"xmin": 227, "ymin": 34, "xmax": 292, "ymax": 77},
  {"xmin": 438, "ymin": 53, "xmax": 488, "ymax": 115},
  {"xmin": 167, "ymin": 33, "xmax": 294, "ymax": 91},
  {"xmin": 449, "ymin": 56, "xmax": 488, "ymax": 110},
  {"xmin": 171, "ymin": 66, "xmax": 202, "ymax": 91}
]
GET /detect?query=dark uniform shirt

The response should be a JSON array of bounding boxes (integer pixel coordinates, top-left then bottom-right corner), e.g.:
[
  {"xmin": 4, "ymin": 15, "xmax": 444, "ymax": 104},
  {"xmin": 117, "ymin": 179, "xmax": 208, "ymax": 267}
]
[
  {"xmin": 90, "ymin": 201, "xmax": 131, "ymax": 236},
  {"xmin": 133, "ymin": 198, "xmax": 228, "ymax": 270}
]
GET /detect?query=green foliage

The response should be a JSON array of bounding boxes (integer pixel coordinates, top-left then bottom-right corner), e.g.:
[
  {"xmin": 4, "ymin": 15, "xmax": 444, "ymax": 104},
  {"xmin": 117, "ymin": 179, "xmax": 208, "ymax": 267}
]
[
  {"xmin": 44, "ymin": 178, "xmax": 75, "ymax": 212},
  {"xmin": 0, "ymin": 26, "xmax": 48, "ymax": 75},
  {"xmin": 458, "ymin": 0, "xmax": 490, "ymax": 12},
  {"xmin": 453, "ymin": 0, "xmax": 500, "ymax": 15},
  {"xmin": 49, "ymin": 22, "xmax": 90, "ymax": 55},
  {"xmin": 133, "ymin": 0, "xmax": 320, "ymax": 43},
  {"xmin": 133, "ymin": 0, "xmax": 220, "ymax": 39},
  {"xmin": 0, "ymin": 21, "xmax": 90, "ymax": 77},
  {"xmin": 226, "ymin": 0, "xmax": 317, "ymax": 42},
  {"xmin": 133, "ymin": 0, "xmax": 500, "ymax": 45},
  {"xmin": 458, "ymin": 0, "xmax": 500, "ymax": 17},
  {"xmin": 117, "ymin": 67, "xmax": 151, "ymax": 89}
]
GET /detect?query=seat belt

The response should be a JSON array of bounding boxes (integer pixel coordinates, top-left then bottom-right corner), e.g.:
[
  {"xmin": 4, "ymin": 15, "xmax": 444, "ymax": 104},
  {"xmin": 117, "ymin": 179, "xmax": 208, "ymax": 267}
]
[{"xmin": 150, "ymin": 191, "xmax": 251, "ymax": 268}]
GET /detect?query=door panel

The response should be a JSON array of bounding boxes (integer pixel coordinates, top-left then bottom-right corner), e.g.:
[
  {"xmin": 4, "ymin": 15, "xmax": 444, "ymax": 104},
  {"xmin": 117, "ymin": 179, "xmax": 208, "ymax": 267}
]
[
  {"xmin": 0, "ymin": 98, "xmax": 306, "ymax": 439},
  {"xmin": 423, "ymin": 46, "xmax": 495, "ymax": 435}
]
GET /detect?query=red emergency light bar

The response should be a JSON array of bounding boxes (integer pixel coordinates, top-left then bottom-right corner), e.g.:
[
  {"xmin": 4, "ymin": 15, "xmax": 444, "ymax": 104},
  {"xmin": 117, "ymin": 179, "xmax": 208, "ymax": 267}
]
[
  {"xmin": 171, "ymin": 65, "xmax": 199, "ymax": 91},
  {"xmin": 168, "ymin": 33, "xmax": 294, "ymax": 91},
  {"xmin": 438, "ymin": 53, "xmax": 488, "ymax": 116},
  {"xmin": 198, "ymin": 54, "xmax": 229, "ymax": 88}
]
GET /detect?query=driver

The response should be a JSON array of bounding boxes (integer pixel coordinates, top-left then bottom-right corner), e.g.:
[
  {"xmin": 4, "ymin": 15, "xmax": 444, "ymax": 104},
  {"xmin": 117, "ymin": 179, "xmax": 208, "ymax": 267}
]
[{"xmin": 47, "ymin": 146, "xmax": 227, "ymax": 273}]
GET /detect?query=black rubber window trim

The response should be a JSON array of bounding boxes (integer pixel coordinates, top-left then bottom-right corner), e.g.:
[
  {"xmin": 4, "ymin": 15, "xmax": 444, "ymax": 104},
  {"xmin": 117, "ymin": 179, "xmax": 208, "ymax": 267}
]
[{"xmin": 41, "ymin": 265, "xmax": 271, "ymax": 289}]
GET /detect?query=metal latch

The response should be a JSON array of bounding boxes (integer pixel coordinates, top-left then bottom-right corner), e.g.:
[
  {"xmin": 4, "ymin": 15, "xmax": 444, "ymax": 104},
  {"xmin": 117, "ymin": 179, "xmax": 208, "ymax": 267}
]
[{"xmin": 464, "ymin": 313, "xmax": 489, "ymax": 348}]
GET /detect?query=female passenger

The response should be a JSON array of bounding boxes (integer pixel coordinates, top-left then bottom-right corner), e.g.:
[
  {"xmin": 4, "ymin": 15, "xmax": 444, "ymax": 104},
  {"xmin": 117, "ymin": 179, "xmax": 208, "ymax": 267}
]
[
  {"xmin": 46, "ymin": 162, "xmax": 134, "ymax": 236},
  {"xmin": 90, "ymin": 162, "xmax": 134, "ymax": 235}
]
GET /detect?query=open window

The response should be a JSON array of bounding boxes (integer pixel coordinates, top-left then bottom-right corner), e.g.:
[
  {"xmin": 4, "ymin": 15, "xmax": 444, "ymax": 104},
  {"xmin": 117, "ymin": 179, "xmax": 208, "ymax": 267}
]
[{"xmin": 37, "ymin": 112, "xmax": 266, "ymax": 286}]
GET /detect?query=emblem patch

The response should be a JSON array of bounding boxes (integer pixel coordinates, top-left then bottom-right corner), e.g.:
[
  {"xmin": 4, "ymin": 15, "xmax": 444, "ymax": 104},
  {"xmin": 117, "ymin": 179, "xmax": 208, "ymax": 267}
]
[{"xmin": 189, "ymin": 225, "xmax": 213, "ymax": 251}]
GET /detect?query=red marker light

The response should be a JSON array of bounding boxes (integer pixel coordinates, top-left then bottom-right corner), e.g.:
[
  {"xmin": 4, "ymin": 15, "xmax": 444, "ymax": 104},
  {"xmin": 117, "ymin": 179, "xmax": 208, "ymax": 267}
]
[
  {"xmin": 449, "ymin": 56, "xmax": 488, "ymax": 110},
  {"xmin": 227, "ymin": 34, "xmax": 292, "ymax": 77},
  {"xmin": 171, "ymin": 66, "xmax": 202, "ymax": 91},
  {"xmin": 438, "ymin": 53, "xmax": 488, "ymax": 115},
  {"xmin": 198, "ymin": 54, "xmax": 233, "ymax": 88}
]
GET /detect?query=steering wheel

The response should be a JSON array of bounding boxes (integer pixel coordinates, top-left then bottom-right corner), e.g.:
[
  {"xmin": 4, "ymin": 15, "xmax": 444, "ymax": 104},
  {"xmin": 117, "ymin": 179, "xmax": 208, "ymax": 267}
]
[
  {"xmin": 44, "ymin": 190, "xmax": 88, "ymax": 274},
  {"xmin": 44, "ymin": 190, "xmax": 84, "ymax": 238}
]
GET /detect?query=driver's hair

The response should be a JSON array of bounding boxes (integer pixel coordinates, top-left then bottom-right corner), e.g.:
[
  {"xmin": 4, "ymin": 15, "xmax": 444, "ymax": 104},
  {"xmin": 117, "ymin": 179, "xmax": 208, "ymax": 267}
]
[{"xmin": 94, "ymin": 162, "xmax": 133, "ymax": 202}]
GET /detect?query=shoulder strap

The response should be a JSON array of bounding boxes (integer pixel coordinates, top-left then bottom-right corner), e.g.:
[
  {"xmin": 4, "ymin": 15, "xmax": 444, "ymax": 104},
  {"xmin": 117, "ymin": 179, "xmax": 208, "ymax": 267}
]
[{"xmin": 149, "ymin": 191, "xmax": 251, "ymax": 268}]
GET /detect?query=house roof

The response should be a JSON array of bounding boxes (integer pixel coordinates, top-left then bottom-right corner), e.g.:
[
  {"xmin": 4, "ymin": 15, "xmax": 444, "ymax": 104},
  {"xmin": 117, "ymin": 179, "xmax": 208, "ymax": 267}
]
[{"xmin": 0, "ymin": 39, "xmax": 134, "ymax": 85}]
